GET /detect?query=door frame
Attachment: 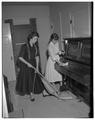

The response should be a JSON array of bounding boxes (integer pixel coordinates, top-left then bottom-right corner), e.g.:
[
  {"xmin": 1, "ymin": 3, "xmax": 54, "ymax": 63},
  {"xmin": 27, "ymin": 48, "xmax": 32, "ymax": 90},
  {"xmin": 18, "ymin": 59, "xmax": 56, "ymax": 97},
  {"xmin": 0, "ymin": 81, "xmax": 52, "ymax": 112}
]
[{"xmin": 4, "ymin": 18, "xmax": 42, "ymax": 74}]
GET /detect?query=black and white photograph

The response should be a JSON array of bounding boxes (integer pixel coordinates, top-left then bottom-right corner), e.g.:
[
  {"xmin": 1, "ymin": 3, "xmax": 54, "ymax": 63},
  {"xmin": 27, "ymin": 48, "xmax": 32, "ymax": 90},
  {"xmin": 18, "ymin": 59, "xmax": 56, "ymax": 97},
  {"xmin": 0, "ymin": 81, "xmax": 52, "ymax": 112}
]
[{"xmin": 2, "ymin": 1, "xmax": 93, "ymax": 118}]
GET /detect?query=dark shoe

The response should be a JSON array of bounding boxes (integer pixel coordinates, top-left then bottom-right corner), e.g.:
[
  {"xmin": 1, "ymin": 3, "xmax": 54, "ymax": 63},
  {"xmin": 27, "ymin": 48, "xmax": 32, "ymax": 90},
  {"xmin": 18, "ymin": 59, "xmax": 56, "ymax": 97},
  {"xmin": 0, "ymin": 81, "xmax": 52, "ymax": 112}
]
[
  {"xmin": 30, "ymin": 95, "xmax": 35, "ymax": 102},
  {"xmin": 42, "ymin": 94, "xmax": 52, "ymax": 97},
  {"xmin": 30, "ymin": 98, "xmax": 35, "ymax": 101}
]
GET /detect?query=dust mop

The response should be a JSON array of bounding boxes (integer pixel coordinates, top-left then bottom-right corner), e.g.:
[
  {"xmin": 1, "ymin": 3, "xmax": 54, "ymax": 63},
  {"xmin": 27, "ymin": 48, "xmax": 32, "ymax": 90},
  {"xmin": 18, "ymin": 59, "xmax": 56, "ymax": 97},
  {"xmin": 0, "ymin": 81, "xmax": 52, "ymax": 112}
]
[{"xmin": 19, "ymin": 57, "xmax": 72, "ymax": 100}]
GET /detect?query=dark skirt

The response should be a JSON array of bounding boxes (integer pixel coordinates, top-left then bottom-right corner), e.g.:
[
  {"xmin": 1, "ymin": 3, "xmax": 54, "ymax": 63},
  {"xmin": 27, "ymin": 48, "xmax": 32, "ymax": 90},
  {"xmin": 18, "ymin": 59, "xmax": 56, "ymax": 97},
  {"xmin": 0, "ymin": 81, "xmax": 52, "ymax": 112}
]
[{"xmin": 15, "ymin": 62, "xmax": 44, "ymax": 95}]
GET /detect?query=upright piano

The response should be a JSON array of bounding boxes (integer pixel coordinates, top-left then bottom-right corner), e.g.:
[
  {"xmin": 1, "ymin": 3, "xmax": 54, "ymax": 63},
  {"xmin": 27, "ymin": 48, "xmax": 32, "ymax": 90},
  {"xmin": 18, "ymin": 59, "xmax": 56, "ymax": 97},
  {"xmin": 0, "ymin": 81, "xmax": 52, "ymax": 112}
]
[{"xmin": 55, "ymin": 37, "xmax": 92, "ymax": 106}]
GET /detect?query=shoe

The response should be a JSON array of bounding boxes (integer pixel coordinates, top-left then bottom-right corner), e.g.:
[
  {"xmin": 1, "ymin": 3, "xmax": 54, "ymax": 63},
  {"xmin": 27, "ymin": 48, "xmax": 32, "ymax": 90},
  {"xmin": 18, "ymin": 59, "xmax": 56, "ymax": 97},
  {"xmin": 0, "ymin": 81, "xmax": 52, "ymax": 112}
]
[
  {"xmin": 43, "ymin": 94, "xmax": 48, "ymax": 97},
  {"xmin": 42, "ymin": 92, "xmax": 49, "ymax": 97},
  {"xmin": 30, "ymin": 98, "xmax": 35, "ymax": 101},
  {"xmin": 30, "ymin": 95, "xmax": 35, "ymax": 102},
  {"xmin": 42, "ymin": 94, "xmax": 52, "ymax": 97}
]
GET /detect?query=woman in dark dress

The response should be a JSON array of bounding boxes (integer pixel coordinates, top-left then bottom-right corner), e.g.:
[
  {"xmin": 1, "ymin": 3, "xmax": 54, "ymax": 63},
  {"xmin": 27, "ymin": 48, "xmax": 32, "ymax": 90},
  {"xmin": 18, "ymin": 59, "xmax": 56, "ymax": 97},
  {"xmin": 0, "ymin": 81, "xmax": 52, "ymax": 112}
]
[{"xmin": 15, "ymin": 32, "xmax": 44, "ymax": 101}]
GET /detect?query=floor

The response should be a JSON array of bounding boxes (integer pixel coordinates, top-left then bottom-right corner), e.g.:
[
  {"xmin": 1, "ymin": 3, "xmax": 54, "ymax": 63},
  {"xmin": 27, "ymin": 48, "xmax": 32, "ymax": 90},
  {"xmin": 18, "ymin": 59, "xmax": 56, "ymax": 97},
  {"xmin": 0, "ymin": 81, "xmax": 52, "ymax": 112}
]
[{"xmin": 8, "ymin": 81, "xmax": 90, "ymax": 118}]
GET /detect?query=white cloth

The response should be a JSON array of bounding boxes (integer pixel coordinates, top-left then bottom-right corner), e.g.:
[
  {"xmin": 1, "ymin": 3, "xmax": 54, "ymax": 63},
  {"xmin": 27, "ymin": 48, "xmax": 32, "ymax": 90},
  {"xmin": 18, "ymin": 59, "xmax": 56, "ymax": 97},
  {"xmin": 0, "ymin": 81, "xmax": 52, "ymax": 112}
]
[{"xmin": 45, "ymin": 42, "xmax": 62, "ymax": 83}]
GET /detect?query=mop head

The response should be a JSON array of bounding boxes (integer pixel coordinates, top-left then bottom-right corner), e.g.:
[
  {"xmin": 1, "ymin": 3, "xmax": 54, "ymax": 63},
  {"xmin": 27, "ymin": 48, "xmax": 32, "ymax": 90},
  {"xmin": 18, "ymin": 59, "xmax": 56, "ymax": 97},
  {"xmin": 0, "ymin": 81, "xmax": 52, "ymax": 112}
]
[
  {"xmin": 54, "ymin": 91, "xmax": 73, "ymax": 100},
  {"xmin": 58, "ymin": 95, "xmax": 73, "ymax": 100}
]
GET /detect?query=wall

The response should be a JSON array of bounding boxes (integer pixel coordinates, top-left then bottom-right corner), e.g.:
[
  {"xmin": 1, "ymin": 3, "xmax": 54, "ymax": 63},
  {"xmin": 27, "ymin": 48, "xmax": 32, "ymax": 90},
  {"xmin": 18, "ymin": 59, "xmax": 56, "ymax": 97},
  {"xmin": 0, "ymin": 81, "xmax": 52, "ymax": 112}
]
[
  {"xmin": 2, "ymin": 3, "xmax": 50, "ymax": 73},
  {"xmin": 49, "ymin": 2, "xmax": 91, "ymax": 38}
]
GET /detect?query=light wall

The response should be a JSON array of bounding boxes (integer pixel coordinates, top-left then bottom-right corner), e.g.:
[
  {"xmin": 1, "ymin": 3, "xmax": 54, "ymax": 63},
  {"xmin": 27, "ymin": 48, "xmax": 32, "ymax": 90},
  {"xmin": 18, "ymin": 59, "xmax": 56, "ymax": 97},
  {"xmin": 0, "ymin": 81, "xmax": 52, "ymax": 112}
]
[
  {"xmin": 49, "ymin": 2, "xmax": 91, "ymax": 38},
  {"xmin": 2, "ymin": 3, "xmax": 51, "ymax": 73}
]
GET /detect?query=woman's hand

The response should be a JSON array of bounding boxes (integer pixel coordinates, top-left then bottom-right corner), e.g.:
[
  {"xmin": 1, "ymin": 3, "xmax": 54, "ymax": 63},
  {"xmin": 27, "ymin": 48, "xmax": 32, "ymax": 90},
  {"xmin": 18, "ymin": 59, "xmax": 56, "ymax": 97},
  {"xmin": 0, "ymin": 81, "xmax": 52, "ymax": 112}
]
[
  {"xmin": 57, "ymin": 51, "xmax": 65, "ymax": 56},
  {"xmin": 61, "ymin": 50, "xmax": 65, "ymax": 55},
  {"xmin": 55, "ymin": 59, "xmax": 68, "ymax": 66},
  {"xmin": 35, "ymin": 66, "xmax": 39, "ymax": 73},
  {"xmin": 58, "ymin": 51, "xmax": 62, "ymax": 55},
  {"xmin": 59, "ymin": 62, "xmax": 69, "ymax": 66}
]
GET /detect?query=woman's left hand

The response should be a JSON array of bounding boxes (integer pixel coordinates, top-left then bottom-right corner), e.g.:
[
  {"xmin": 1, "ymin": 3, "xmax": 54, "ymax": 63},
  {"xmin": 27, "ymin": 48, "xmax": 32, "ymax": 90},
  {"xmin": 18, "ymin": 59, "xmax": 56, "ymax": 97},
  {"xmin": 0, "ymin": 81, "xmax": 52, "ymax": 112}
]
[
  {"xmin": 58, "ymin": 51, "xmax": 65, "ymax": 55},
  {"xmin": 59, "ymin": 62, "xmax": 69, "ymax": 66},
  {"xmin": 58, "ymin": 51, "xmax": 62, "ymax": 55},
  {"xmin": 35, "ymin": 66, "xmax": 39, "ymax": 73}
]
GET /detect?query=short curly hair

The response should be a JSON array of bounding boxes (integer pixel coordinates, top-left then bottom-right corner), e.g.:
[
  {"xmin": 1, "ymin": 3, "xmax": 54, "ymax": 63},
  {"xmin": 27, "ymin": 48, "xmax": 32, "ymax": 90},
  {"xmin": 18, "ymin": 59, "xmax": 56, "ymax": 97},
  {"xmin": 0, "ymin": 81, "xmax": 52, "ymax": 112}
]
[
  {"xmin": 50, "ymin": 33, "xmax": 59, "ymax": 40},
  {"xmin": 48, "ymin": 33, "xmax": 59, "ymax": 44},
  {"xmin": 27, "ymin": 31, "xmax": 39, "ymax": 43}
]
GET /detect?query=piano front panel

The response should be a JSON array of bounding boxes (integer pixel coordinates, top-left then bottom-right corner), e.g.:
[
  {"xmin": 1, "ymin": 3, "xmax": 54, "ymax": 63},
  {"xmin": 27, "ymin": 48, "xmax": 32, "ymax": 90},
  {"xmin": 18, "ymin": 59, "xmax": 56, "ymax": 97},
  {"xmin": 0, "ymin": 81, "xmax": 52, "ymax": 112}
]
[
  {"xmin": 67, "ymin": 41, "xmax": 80, "ymax": 59},
  {"xmin": 64, "ymin": 38, "xmax": 91, "ymax": 65}
]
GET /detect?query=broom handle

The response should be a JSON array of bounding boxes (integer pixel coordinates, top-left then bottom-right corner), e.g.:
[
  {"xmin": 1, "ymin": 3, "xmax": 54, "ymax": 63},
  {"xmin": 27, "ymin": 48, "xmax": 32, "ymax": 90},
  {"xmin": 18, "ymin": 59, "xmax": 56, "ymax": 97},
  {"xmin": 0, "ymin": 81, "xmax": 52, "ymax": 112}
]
[{"xmin": 32, "ymin": 73, "xmax": 36, "ymax": 94}]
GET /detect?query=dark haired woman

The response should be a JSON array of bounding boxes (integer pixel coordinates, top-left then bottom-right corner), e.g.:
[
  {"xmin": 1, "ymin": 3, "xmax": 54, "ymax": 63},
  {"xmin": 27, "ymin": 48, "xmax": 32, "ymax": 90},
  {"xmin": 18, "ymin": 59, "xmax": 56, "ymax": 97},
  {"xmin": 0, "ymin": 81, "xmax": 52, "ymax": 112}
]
[
  {"xmin": 43, "ymin": 33, "xmax": 64, "ymax": 96},
  {"xmin": 15, "ymin": 32, "xmax": 44, "ymax": 101}
]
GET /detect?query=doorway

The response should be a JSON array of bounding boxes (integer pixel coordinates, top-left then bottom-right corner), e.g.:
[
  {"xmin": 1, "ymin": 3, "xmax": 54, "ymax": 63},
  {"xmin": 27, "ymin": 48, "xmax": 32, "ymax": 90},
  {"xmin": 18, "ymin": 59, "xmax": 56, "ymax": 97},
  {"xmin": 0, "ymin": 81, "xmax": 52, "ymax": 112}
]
[
  {"xmin": 12, "ymin": 19, "xmax": 37, "ymax": 63},
  {"xmin": 6, "ymin": 18, "xmax": 37, "ymax": 75}
]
